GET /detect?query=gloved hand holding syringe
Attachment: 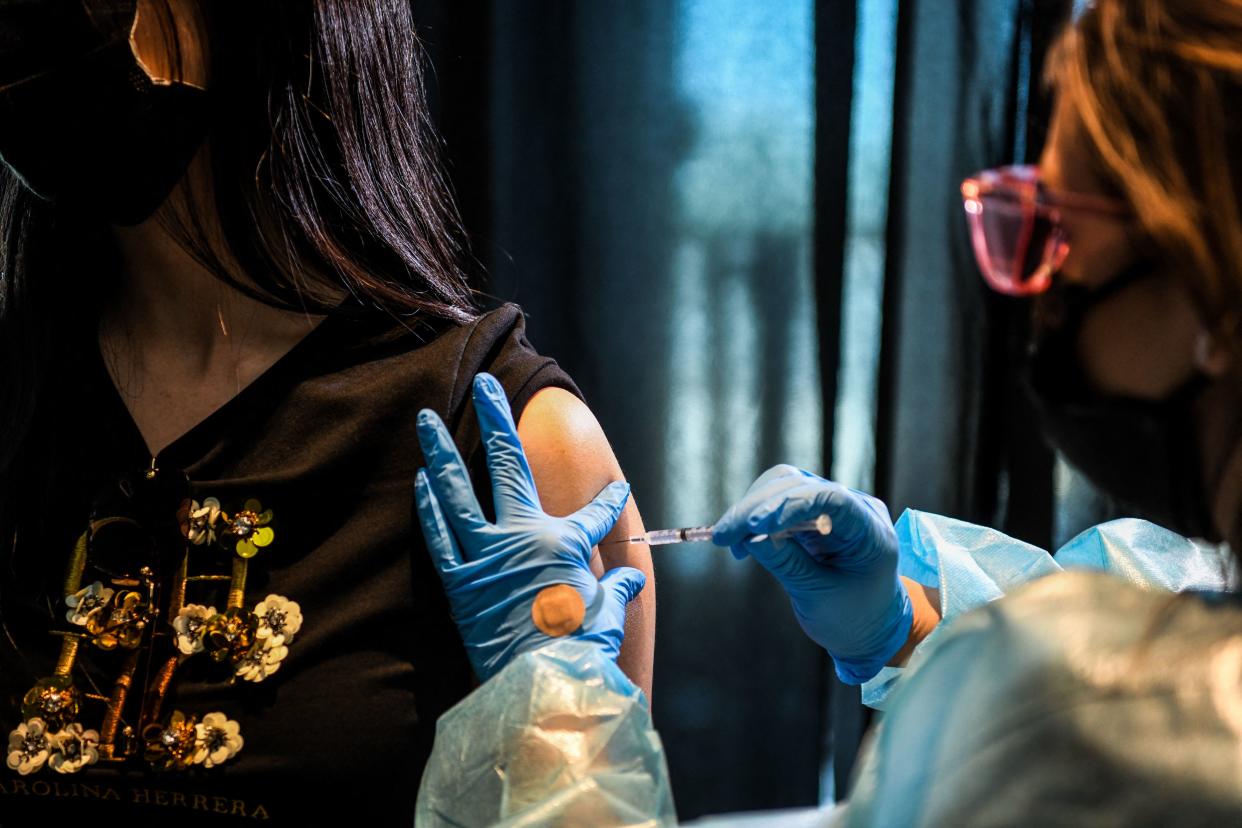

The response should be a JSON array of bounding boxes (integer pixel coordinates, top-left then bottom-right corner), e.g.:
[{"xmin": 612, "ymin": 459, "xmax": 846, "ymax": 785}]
[
  {"xmin": 603, "ymin": 514, "xmax": 832, "ymax": 546},
  {"xmin": 604, "ymin": 466, "xmax": 912, "ymax": 685}
]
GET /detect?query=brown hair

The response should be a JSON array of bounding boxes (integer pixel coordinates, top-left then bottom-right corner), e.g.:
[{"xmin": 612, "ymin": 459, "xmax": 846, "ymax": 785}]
[{"xmin": 1048, "ymin": 0, "xmax": 1242, "ymax": 342}]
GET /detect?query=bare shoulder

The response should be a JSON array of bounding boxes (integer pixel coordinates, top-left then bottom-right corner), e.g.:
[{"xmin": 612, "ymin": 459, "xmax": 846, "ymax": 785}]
[
  {"xmin": 516, "ymin": 387, "xmax": 620, "ymax": 512},
  {"xmin": 515, "ymin": 386, "xmax": 656, "ymax": 696}
]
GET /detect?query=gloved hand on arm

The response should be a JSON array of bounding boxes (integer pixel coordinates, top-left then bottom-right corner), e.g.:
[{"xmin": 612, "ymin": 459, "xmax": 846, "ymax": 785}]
[
  {"xmin": 414, "ymin": 372, "xmax": 647, "ymax": 682},
  {"xmin": 713, "ymin": 464, "xmax": 913, "ymax": 684},
  {"xmin": 414, "ymin": 374, "xmax": 672, "ymax": 826}
]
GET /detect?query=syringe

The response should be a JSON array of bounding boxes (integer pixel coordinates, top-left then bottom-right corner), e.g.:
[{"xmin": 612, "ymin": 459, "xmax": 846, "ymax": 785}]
[{"xmin": 604, "ymin": 513, "xmax": 832, "ymax": 547}]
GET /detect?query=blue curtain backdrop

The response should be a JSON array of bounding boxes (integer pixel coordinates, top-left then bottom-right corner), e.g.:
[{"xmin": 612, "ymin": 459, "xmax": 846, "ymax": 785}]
[
  {"xmin": 482, "ymin": 2, "xmax": 828, "ymax": 814},
  {"xmin": 415, "ymin": 0, "xmax": 1095, "ymax": 818}
]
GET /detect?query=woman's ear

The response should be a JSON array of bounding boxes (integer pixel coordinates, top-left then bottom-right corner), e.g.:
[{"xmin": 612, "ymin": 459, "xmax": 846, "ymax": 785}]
[{"xmin": 1194, "ymin": 329, "xmax": 1232, "ymax": 377}]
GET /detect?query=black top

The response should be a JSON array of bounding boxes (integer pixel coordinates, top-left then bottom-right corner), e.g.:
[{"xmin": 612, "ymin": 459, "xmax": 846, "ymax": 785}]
[{"xmin": 0, "ymin": 304, "xmax": 579, "ymax": 825}]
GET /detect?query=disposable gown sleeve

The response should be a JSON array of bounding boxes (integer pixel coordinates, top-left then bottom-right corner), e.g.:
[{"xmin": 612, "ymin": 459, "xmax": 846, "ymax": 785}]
[
  {"xmin": 415, "ymin": 640, "xmax": 677, "ymax": 828},
  {"xmin": 861, "ymin": 511, "xmax": 1237, "ymax": 709}
]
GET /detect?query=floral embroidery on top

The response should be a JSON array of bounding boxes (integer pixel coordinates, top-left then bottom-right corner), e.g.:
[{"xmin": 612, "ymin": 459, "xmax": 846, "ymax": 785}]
[
  {"xmin": 8, "ymin": 486, "xmax": 303, "ymax": 776},
  {"xmin": 181, "ymin": 497, "xmax": 222, "ymax": 546},
  {"xmin": 203, "ymin": 608, "xmax": 259, "ymax": 665},
  {"xmin": 194, "ymin": 713, "xmax": 243, "ymax": 768},
  {"xmin": 143, "ymin": 711, "xmax": 200, "ymax": 772},
  {"xmin": 143, "ymin": 710, "xmax": 245, "ymax": 771},
  {"xmin": 85, "ymin": 590, "xmax": 149, "ymax": 650},
  {"xmin": 22, "ymin": 676, "xmax": 80, "ymax": 731},
  {"xmin": 255, "ymin": 594, "xmax": 303, "ymax": 646},
  {"xmin": 235, "ymin": 638, "xmax": 288, "ymax": 683},
  {"xmin": 6, "ymin": 719, "xmax": 51, "ymax": 776},
  {"xmin": 231, "ymin": 594, "xmax": 304, "ymax": 682},
  {"xmin": 64, "ymin": 582, "xmax": 113, "ymax": 627},
  {"xmin": 48, "ymin": 724, "xmax": 99, "ymax": 774},
  {"xmin": 224, "ymin": 499, "xmax": 275, "ymax": 559},
  {"xmin": 5, "ymin": 717, "xmax": 97, "ymax": 776},
  {"xmin": 172, "ymin": 604, "xmax": 216, "ymax": 655}
]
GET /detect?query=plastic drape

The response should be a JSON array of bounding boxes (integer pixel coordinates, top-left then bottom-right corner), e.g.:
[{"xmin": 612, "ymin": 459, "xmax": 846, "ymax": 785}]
[
  {"xmin": 416, "ymin": 640, "xmax": 676, "ymax": 827},
  {"xmin": 844, "ymin": 569, "xmax": 1242, "ymax": 826}
]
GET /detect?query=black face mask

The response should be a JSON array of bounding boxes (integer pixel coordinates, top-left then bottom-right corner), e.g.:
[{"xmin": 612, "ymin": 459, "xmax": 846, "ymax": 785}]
[
  {"xmin": 0, "ymin": 0, "xmax": 210, "ymax": 225},
  {"xmin": 1023, "ymin": 267, "xmax": 1220, "ymax": 541}
]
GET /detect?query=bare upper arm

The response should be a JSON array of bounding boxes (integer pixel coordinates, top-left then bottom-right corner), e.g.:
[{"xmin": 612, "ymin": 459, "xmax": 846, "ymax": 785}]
[{"xmin": 516, "ymin": 387, "xmax": 656, "ymax": 697}]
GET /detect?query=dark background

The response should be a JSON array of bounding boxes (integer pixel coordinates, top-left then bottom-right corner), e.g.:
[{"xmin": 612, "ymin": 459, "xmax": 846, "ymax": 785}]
[{"xmin": 413, "ymin": 0, "xmax": 1103, "ymax": 818}]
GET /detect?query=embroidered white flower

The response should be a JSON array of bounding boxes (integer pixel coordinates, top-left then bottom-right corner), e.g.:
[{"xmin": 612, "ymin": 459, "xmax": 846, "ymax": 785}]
[
  {"xmin": 64, "ymin": 582, "xmax": 114, "ymax": 627},
  {"xmin": 7, "ymin": 718, "xmax": 50, "ymax": 775},
  {"xmin": 193, "ymin": 712, "xmax": 243, "ymax": 768},
  {"xmin": 172, "ymin": 604, "xmax": 217, "ymax": 656},
  {"xmin": 187, "ymin": 498, "xmax": 222, "ymax": 545},
  {"xmin": 47, "ymin": 723, "xmax": 99, "ymax": 774},
  {"xmin": 254, "ymin": 594, "xmax": 303, "ymax": 647},
  {"xmin": 233, "ymin": 638, "xmax": 288, "ymax": 683}
]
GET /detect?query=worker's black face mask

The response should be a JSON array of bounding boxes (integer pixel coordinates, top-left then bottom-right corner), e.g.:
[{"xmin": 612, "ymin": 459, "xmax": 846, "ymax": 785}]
[
  {"xmin": 0, "ymin": 0, "xmax": 209, "ymax": 225},
  {"xmin": 1023, "ymin": 266, "xmax": 1220, "ymax": 541}
]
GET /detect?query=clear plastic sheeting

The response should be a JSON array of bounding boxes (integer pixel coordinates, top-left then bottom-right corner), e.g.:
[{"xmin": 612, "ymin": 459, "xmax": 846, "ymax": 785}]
[
  {"xmin": 844, "ymin": 570, "xmax": 1242, "ymax": 827},
  {"xmin": 685, "ymin": 806, "xmax": 845, "ymax": 827},
  {"xmin": 416, "ymin": 640, "xmax": 676, "ymax": 827}
]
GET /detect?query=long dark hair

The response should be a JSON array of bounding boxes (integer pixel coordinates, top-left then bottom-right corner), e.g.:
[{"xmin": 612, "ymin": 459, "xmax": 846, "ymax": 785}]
[{"xmin": 0, "ymin": 1, "xmax": 477, "ymax": 501}]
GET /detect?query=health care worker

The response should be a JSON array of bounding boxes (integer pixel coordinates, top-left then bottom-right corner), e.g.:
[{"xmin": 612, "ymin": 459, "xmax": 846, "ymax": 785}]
[{"xmin": 411, "ymin": 1, "xmax": 1242, "ymax": 824}]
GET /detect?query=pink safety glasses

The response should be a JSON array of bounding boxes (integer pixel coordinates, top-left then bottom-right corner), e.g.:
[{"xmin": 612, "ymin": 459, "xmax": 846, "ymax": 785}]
[{"xmin": 960, "ymin": 165, "xmax": 1131, "ymax": 296}]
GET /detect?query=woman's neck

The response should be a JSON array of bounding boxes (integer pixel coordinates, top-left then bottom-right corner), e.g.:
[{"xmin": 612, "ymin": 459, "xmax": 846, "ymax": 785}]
[
  {"xmin": 1211, "ymin": 436, "xmax": 1242, "ymax": 553},
  {"xmin": 1197, "ymin": 371, "xmax": 1242, "ymax": 551},
  {"xmin": 106, "ymin": 209, "xmax": 326, "ymax": 359},
  {"xmin": 100, "ymin": 212, "xmax": 325, "ymax": 455}
]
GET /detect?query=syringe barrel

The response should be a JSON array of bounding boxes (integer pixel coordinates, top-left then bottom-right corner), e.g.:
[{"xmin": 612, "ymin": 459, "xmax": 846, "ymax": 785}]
[
  {"xmin": 642, "ymin": 528, "xmax": 682, "ymax": 545},
  {"xmin": 644, "ymin": 526, "xmax": 716, "ymax": 545}
]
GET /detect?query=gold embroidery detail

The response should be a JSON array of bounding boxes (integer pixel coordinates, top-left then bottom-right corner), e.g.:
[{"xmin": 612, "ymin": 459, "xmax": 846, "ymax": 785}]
[
  {"xmin": 10, "ymin": 491, "xmax": 298, "ymax": 776},
  {"xmin": 142, "ymin": 711, "xmax": 199, "ymax": 771}
]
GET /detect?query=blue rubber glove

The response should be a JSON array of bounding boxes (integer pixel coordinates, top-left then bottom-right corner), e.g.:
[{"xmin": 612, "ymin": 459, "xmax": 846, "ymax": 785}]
[
  {"xmin": 415, "ymin": 373, "xmax": 647, "ymax": 682},
  {"xmin": 712, "ymin": 465, "xmax": 912, "ymax": 685}
]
